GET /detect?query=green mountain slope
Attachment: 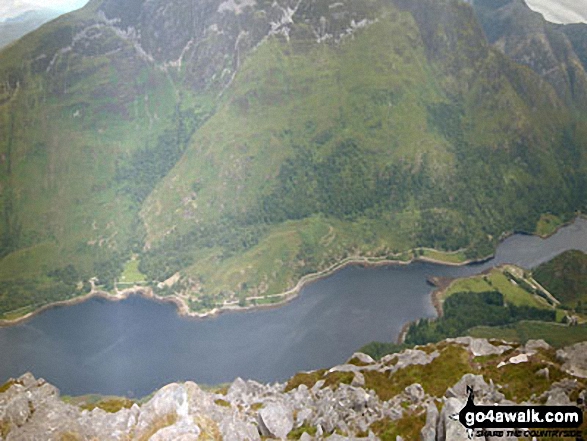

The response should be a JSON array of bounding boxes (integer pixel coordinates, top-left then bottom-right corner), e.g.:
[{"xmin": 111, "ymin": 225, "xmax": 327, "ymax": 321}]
[
  {"xmin": 0, "ymin": 0, "xmax": 587, "ymax": 317},
  {"xmin": 533, "ymin": 250, "xmax": 587, "ymax": 311},
  {"xmin": 473, "ymin": 0, "xmax": 587, "ymax": 109}
]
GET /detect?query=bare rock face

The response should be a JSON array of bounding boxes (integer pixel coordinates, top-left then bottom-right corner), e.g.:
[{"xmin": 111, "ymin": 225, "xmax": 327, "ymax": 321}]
[
  {"xmin": 448, "ymin": 336, "xmax": 512, "ymax": 357},
  {"xmin": 2, "ymin": 338, "xmax": 586, "ymax": 440},
  {"xmin": 523, "ymin": 339, "xmax": 551, "ymax": 355},
  {"xmin": 420, "ymin": 402, "xmax": 439, "ymax": 441},
  {"xmin": 258, "ymin": 403, "xmax": 293, "ymax": 439},
  {"xmin": 557, "ymin": 341, "xmax": 587, "ymax": 378}
]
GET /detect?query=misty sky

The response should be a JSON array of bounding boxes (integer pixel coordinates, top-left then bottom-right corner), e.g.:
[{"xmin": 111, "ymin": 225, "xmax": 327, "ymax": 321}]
[
  {"xmin": 525, "ymin": 0, "xmax": 587, "ymax": 23},
  {"xmin": 0, "ymin": 0, "xmax": 89, "ymax": 20}
]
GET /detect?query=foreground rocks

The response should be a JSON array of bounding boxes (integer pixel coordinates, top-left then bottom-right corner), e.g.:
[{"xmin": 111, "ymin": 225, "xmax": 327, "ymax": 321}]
[{"xmin": 0, "ymin": 338, "xmax": 585, "ymax": 440}]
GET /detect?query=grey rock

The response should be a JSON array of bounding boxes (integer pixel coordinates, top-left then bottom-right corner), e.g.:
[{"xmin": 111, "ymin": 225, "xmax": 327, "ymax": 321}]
[
  {"xmin": 149, "ymin": 419, "xmax": 201, "ymax": 441},
  {"xmin": 134, "ymin": 383, "xmax": 188, "ymax": 439},
  {"xmin": 450, "ymin": 336, "xmax": 512, "ymax": 356},
  {"xmin": 420, "ymin": 402, "xmax": 438, "ymax": 441},
  {"xmin": 385, "ymin": 349, "xmax": 439, "ymax": 374},
  {"xmin": 258, "ymin": 402, "xmax": 293, "ymax": 439},
  {"xmin": 523, "ymin": 339, "xmax": 550, "ymax": 355},
  {"xmin": 218, "ymin": 414, "xmax": 261, "ymax": 441},
  {"xmin": 351, "ymin": 372, "xmax": 365, "ymax": 388},
  {"xmin": 3, "ymin": 395, "xmax": 30, "ymax": 427},
  {"xmin": 329, "ymin": 364, "xmax": 363, "ymax": 374},
  {"xmin": 16, "ymin": 373, "xmax": 37, "ymax": 389},
  {"xmin": 295, "ymin": 407, "xmax": 313, "ymax": 427},
  {"xmin": 348, "ymin": 352, "xmax": 376, "ymax": 365},
  {"xmin": 312, "ymin": 380, "xmax": 326, "ymax": 393},
  {"xmin": 300, "ymin": 432, "xmax": 313, "ymax": 441},
  {"xmin": 536, "ymin": 367, "xmax": 549, "ymax": 380},
  {"xmin": 227, "ymin": 377, "xmax": 249, "ymax": 401},
  {"xmin": 446, "ymin": 374, "xmax": 504, "ymax": 404},
  {"xmin": 404, "ymin": 383, "xmax": 425, "ymax": 404},
  {"xmin": 546, "ymin": 388, "xmax": 572, "ymax": 406},
  {"xmin": 557, "ymin": 342, "xmax": 587, "ymax": 378},
  {"xmin": 437, "ymin": 397, "xmax": 468, "ymax": 441}
]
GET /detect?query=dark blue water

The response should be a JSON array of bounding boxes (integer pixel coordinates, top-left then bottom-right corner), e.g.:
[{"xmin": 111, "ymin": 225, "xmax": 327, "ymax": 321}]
[{"xmin": 1, "ymin": 218, "xmax": 587, "ymax": 397}]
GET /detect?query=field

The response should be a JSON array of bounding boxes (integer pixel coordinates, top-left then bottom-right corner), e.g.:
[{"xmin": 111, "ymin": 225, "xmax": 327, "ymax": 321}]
[
  {"xmin": 441, "ymin": 266, "xmax": 552, "ymax": 310},
  {"xmin": 469, "ymin": 321, "xmax": 587, "ymax": 347}
]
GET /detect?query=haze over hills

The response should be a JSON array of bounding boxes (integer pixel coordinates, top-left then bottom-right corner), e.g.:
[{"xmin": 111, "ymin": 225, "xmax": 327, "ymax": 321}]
[
  {"xmin": 1, "ymin": 0, "xmax": 587, "ymax": 317},
  {"xmin": 0, "ymin": 9, "xmax": 62, "ymax": 49},
  {"xmin": 0, "ymin": 0, "xmax": 89, "ymax": 20},
  {"xmin": 0, "ymin": 1, "xmax": 89, "ymax": 48}
]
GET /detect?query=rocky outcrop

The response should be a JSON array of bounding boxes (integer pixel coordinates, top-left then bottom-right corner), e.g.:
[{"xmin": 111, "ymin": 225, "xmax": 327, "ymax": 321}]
[
  {"xmin": 557, "ymin": 341, "xmax": 587, "ymax": 378},
  {"xmin": 1, "ymin": 339, "xmax": 586, "ymax": 440}
]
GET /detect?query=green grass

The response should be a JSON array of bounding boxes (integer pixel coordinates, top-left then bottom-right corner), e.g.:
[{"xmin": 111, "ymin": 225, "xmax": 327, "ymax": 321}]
[
  {"xmin": 418, "ymin": 248, "xmax": 468, "ymax": 264},
  {"xmin": 119, "ymin": 257, "xmax": 146, "ymax": 285},
  {"xmin": 364, "ymin": 345, "xmax": 472, "ymax": 399},
  {"xmin": 369, "ymin": 411, "xmax": 427, "ymax": 441},
  {"xmin": 534, "ymin": 213, "xmax": 564, "ymax": 237},
  {"xmin": 469, "ymin": 321, "xmax": 587, "ymax": 347},
  {"xmin": 442, "ymin": 267, "xmax": 550, "ymax": 309}
]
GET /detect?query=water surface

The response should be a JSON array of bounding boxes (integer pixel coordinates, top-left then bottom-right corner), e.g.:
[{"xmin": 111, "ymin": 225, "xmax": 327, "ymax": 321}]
[{"xmin": 1, "ymin": 218, "xmax": 587, "ymax": 396}]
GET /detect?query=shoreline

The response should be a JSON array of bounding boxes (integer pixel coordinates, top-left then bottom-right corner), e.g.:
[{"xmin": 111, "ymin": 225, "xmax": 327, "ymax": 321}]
[{"xmin": 1, "ymin": 214, "xmax": 583, "ymax": 328}]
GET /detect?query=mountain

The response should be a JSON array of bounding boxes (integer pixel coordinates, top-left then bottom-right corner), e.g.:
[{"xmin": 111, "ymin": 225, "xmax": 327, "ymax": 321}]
[
  {"xmin": 473, "ymin": 0, "xmax": 587, "ymax": 109},
  {"xmin": 0, "ymin": 9, "xmax": 62, "ymax": 49},
  {"xmin": 1, "ymin": 338, "xmax": 586, "ymax": 439},
  {"xmin": 1, "ymin": 0, "xmax": 587, "ymax": 317}
]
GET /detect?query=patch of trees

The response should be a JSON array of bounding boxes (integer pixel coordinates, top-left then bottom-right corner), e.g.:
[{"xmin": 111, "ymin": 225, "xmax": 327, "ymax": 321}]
[
  {"xmin": 404, "ymin": 290, "xmax": 555, "ymax": 345},
  {"xmin": 0, "ymin": 279, "xmax": 79, "ymax": 317},
  {"xmin": 116, "ymin": 106, "xmax": 212, "ymax": 205},
  {"xmin": 93, "ymin": 253, "xmax": 125, "ymax": 291},
  {"xmin": 139, "ymin": 219, "xmax": 267, "ymax": 282}
]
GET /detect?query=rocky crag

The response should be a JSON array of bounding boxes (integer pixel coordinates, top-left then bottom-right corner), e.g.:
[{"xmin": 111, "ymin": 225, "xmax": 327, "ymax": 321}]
[{"xmin": 1, "ymin": 337, "xmax": 586, "ymax": 440}]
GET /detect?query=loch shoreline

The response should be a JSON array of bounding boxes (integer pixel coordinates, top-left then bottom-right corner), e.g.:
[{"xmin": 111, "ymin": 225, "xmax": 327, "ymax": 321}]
[{"xmin": 1, "ymin": 214, "xmax": 583, "ymax": 328}]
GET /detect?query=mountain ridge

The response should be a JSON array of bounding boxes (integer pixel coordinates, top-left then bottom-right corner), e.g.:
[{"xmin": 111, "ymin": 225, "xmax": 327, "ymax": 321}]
[
  {"xmin": 1, "ymin": 337, "xmax": 586, "ymax": 439},
  {"xmin": 1, "ymin": 0, "xmax": 587, "ymax": 316}
]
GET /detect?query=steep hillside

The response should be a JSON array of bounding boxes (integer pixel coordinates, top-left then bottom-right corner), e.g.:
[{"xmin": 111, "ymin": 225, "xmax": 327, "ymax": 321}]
[
  {"xmin": 1, "ymin": 0, "xmax": 587, "ymax": 317},
  {"xmin": 533, "ymin": 250, "xmax": 587, "ymax": 311},
  {"xmin": 473, "ymin": 0, "xmax": 587, "ymax": 108}
]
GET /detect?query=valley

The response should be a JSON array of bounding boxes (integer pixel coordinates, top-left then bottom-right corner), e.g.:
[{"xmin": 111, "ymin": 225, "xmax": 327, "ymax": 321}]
[
  {"xmin": 1, "ymin": 0, "xmax": 587, "ymax": 437},
  {"xmin": 1, "ymin": 0, "xmax": 587, "ymax": 319}
]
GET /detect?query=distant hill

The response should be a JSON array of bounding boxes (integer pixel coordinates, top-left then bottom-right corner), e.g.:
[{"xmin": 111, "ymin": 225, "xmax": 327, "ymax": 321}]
[
  {"xmin": 524, "ymin": 0, "xmax": 587, "ymax": 24},
  {"xmin": 1, "ymin": 0, "xmax": 587, "ymax": 317},
  {"xmin": 0, "ymin": 9, "xmax": 61, "ymax": 49}
]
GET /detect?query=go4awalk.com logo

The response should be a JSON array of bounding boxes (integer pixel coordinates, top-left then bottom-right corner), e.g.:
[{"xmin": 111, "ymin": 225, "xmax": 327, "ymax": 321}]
[{"xmin": 453, "ymin": 386, "xmax": 585, "ymax": 439}]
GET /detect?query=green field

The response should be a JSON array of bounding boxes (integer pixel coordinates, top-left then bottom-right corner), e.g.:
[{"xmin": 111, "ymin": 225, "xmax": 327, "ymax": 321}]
[
  {"xmin": 118, "ymin": 257, "xmax": 147, "ymax": 286},
  {"xmin": 469, "ymin": 321, "xmax": 587, "ymax": 347},
  {"xmin": 442, "ymin": 267, "xmax": 551, "ymax": 310}
]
